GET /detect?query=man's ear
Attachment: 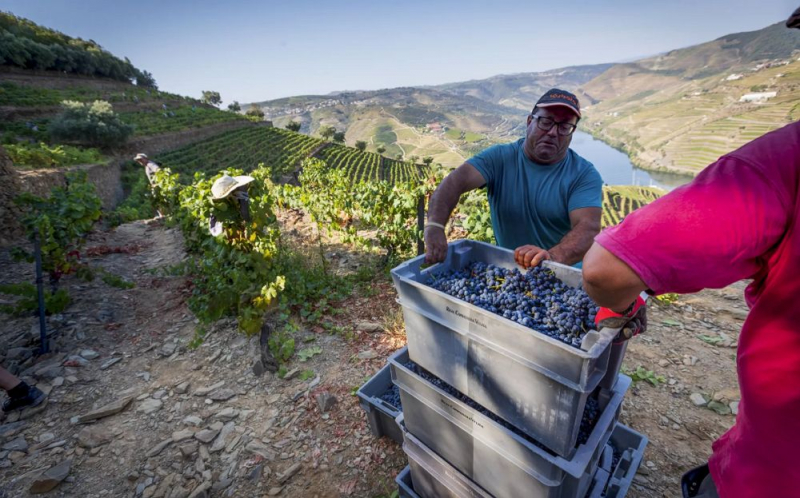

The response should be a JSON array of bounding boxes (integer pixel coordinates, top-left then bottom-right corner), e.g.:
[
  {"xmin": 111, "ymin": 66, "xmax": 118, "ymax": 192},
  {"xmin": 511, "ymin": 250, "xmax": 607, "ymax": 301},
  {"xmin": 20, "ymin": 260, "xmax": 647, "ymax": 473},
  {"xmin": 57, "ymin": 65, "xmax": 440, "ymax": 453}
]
[{"xmin": 527, "ymin": 115, "xmax": 533, "ymax": 127}]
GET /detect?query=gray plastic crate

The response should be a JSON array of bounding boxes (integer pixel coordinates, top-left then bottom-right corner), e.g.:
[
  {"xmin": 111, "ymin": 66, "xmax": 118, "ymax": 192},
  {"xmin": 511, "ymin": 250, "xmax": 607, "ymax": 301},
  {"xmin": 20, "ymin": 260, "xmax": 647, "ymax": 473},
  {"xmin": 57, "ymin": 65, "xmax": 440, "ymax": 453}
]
[
  {"xmin": 585, "ymin": 468, "xmax": 611, "ymax": 498},
  {"xmin": 604, "ymin": 424, "xmax": 648, "ymax": 498},
  {"xmin": 396, "ymin": 466, "xmax": 419, "ymax": 498},
  {"xmin": 403, "ymin": 429, "xmax": 612, "ymax": 498},
  {"xmin": 389, "ymin": 348, "xmax": 631, "ymax": 498},
  {"xmin": 398, "ymin": 464, "xmax": 614, "ymax": 498},
  {"xmin": 391, "ymin": 239, "xmax": 624, "ymax": 455},
  {"xmin": 356, "ymin": 360, "xmax": 403, "ymax": 443},
  {"xmin": 404, "ymin": 430, "xmax": 493, "ymax": 498}
]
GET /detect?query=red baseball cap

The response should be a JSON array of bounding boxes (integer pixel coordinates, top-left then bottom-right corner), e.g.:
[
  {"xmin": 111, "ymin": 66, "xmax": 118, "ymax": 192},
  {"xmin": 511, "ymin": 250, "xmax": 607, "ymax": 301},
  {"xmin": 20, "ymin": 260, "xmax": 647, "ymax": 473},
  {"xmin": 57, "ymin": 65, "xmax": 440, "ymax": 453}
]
[{"xmin": 534, "ymin": 88, "xmax": 581, "ymax": 118}]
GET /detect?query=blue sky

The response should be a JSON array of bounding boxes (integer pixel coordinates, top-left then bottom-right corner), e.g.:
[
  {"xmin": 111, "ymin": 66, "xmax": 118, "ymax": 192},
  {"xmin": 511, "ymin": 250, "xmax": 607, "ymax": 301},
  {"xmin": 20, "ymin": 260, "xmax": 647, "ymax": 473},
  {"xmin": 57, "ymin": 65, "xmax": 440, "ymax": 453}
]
[{"xmin": 4, "ymin": 0, "xmax": 796, "ymax": 104}]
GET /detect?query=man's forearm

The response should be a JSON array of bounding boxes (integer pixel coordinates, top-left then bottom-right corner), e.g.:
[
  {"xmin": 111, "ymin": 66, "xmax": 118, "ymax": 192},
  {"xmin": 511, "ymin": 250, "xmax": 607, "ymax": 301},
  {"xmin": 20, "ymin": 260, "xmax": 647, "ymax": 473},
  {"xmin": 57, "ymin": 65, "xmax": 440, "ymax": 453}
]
[
  {"xmin": 582, "ymin": 243, "xmax": 648, "ymax": 312},
  {"xmin": 427, "ymin": 176, "xmax": 463, "ymax": 225},
  {"xmin": 548, "ymin": 223, "xmax": 599, "ymax": 266}
]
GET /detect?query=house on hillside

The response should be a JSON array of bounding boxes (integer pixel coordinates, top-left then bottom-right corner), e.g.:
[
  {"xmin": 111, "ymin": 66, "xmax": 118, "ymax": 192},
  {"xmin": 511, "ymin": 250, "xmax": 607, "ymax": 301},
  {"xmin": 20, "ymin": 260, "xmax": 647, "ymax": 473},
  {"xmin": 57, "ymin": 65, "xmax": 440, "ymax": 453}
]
[
  {"xmin": 739, "ymin": 91, "xmax": 777, "ymax": 103},
  {"xmin": 427, "ymin": 122, "xmax": 443, "ymax": 133},
  {"xmin": 725, "ymin": 73, "xmax": 743, "ymax": 81}
]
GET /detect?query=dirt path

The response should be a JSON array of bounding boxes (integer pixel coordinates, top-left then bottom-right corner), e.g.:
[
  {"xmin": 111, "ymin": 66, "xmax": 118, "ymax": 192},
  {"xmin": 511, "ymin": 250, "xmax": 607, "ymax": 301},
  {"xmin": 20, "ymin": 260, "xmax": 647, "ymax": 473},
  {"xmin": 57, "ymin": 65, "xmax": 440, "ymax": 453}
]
[{"xmin": 0, "ymin": 218, "xmax": 744, "ymax": 497}]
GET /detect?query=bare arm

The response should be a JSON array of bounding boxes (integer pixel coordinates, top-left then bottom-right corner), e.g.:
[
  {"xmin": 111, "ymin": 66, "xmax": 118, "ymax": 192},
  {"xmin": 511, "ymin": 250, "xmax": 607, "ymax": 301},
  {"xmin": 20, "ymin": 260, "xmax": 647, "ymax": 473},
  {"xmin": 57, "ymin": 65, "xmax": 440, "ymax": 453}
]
[
  {"xmin": 425, "ymin": 162, "xmax": 486, "ymax": 263},
  {"xmin": 515, "ymin": 207, "xmax": 602, "ymax": 267},
  {"xmin": 427, "ymin": 162, "xmax": 486, "ymax": 225},
  {"xmin": 582, "ymin": 242, "xmax": 648, "ymax": 312},
  {"xmin": 548, "ymin": 207, "xmax": 602, "ymax": 266}
]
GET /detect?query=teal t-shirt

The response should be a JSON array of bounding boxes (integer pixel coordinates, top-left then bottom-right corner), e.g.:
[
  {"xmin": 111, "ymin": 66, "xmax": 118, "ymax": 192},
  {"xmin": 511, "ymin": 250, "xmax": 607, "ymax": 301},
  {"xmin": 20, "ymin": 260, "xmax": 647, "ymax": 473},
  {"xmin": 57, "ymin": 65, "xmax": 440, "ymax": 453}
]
[{"xmin": 467, "ymin": 138, "xmax": 603, "ymax": 251}]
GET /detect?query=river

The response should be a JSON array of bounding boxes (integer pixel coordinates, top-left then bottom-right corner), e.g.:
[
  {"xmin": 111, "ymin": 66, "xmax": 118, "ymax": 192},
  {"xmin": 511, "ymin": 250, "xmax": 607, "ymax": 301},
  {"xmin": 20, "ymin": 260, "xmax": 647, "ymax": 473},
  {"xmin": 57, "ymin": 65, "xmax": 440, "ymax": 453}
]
[{"xmin": 569, "ymin": 131, "xmax": 693, "ymax": 191}]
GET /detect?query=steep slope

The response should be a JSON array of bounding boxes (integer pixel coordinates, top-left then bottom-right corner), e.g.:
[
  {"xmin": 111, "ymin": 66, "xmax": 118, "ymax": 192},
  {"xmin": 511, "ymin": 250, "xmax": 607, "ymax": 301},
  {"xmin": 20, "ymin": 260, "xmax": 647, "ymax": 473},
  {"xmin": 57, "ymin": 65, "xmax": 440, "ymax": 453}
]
[
  {"xmin": 433, "ymin": 64, "xmax": 613, "ymax": 110},
  {"xmin": 245, "ymin": 87, "xmax": 525, "ymax": 168},
  {"xmin": 580, "ymin": 22, "xmax": 800, "ymax": 175}
]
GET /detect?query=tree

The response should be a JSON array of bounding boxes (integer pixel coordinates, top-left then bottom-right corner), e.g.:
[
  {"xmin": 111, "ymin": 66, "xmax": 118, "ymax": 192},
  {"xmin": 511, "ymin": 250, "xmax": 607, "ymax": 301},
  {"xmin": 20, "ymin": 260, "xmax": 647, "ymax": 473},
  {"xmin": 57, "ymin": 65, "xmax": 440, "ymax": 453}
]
[
  {"xmin": 376, "ymin": 145, "xmax": 386, "ymax": 155},
  {"xmin": 201, "ymin": 91, "xmax": 222, "ymax": 107},
  {"xmin": 135, "ymin": 70, "xmax": 157, "ymax": 89},
  {"xmin": 332, "ymin": 131, "xmax": 346, "ymax": 143},
  {"xmin": 318, "ymin": 125, "xmax": 336, "ymax": 141},
  {"xmin": 245, "ymin": 107, "xmax": 265, "ymax": 120},
  {"xmin": 227, "ymin": 101, "xmax": 241, "ymax": 112},
  {"xmin": 355, "ymin": 141, "xmax": 367, "ymax": 152},
  {"xmin": 410, "ymin": 155, "xmax": 419, "ymax": 164},
  {"xmin": 49, "ymin": 100, "xmax": 133, "ymax": 149},
  {"xmin": 422, "ymin": 156, "xmax": 434, "ymax": 166},
  {"xmin": 286, "ymin": 121, "xmax": 302, "ymax": 132},
  {"xmin": 396, "ymin": 153, "xmax": 404, "ymax": 161}
]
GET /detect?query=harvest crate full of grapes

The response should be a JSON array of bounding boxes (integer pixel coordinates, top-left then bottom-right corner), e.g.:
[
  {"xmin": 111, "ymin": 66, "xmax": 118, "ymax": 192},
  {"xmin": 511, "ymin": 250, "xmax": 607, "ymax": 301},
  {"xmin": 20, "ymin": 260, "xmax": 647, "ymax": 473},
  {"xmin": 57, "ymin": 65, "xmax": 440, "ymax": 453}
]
[{"xmin": 390, "ymin": 239, "xmax": 628, "ymax": 456}]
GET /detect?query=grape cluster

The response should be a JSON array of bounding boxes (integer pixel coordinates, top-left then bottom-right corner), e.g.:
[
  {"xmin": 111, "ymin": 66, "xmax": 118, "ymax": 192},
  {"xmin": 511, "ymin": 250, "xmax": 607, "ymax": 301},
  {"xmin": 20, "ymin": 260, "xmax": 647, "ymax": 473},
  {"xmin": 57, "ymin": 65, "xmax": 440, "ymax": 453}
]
[
  {"xmin": 610, "ymin": 445, "xmax": 622, "ymax": 474},
  {"xmin": 379, "ymin": 384, "xmax": 402, "ymax": 410},
  {"xmin": 427, "ymin": 262, "xmax": 600, "ymax": 348},
  {"xmin": 404, "ymin": 361, "xmax": 600, "ymax": 451}
]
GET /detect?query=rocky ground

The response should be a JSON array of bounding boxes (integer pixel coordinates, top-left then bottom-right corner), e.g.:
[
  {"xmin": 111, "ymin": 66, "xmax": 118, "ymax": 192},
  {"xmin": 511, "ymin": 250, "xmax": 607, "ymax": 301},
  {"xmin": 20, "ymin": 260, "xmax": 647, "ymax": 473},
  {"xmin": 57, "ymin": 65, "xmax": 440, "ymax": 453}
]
[{"xmin": 0, "ymin": 215, "xmax": 745, "ymax": 498}]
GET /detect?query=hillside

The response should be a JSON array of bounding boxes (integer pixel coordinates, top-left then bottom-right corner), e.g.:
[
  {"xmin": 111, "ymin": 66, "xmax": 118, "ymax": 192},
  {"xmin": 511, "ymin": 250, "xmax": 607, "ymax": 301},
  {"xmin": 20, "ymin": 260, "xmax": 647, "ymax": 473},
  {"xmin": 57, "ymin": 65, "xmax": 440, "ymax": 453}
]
[
  {"xmin": 0, "ymin": 11, "xmax": 155, "ymax": 86},
  {"xmin": 579, "ymin": 22, "xmax": 800, "ymax": 175},
  {"xmin": 0, "ymin": 12, "xmax": 739, "ymax": 498},
  {"xmin": 245, "ymin": 87, "xmax": 525, "ymax": 168},
  {"xmin": 432, "ymin": 63, "xmax": 613, "ymax": 110},
  {"xmin": 247, "ymin": 22, "xmax": 799, "ymax": 176}
]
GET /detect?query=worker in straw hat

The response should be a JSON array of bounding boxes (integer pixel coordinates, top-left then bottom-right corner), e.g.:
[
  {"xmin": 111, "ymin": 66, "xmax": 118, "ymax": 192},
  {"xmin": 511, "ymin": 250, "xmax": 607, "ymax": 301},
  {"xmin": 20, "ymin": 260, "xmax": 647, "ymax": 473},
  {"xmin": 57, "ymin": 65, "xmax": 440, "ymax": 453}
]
[
  {"xmin": 208, "ymin": 173, "xmax": 279, "ymax": 374},
  {"xmin": 208, "ymin": 173, "xmax": 255, "ymax": 236},
  {"xmin": 133, "ymin": 153, "xmax": 161, "ymax": 186},
  {"xmin": 133, "ymin": 153, "xmax": 165, "ymax": 217}
]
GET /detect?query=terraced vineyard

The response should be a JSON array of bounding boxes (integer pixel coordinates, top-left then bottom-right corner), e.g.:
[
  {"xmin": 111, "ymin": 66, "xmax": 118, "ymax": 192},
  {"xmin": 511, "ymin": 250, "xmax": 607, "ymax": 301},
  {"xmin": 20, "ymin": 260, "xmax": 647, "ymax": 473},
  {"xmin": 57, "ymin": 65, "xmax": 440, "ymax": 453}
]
[
  {"xmin": 601, "ymin": 186, "xmax": 664, "ymax": 227},
  {"xmin": 0, "ymin": 81, "xmax": 245, "ymax": 140},
  {"xmin": 0, "ymin": 81, "xmax": 189, "ymax": 107},
  {"xmin": 155, "ymin": 125, "xmax": 429, "ymax": 184},
  {"xmin": 381, "ymin": 158, "xmax": 425, "ymax": 183},
  {"xmin": 157, "ymin": 126, "xmax": 325, "ymax": 178},
  {"xmin": 583, "ymin": 58, "xmax": 800, "ymax": 176},
  {"xmin": 315, "ymin": 144, "xmax": 382, "ymax": 182}
]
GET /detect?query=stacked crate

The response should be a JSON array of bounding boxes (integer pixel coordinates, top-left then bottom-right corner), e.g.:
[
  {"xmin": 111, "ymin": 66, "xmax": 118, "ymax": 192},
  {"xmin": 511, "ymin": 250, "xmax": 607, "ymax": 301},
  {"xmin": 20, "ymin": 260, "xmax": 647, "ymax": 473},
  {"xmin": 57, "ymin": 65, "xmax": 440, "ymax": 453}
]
[{"xmin": 358, "ymin": 240, "xmax": 647, "ymax": 498}]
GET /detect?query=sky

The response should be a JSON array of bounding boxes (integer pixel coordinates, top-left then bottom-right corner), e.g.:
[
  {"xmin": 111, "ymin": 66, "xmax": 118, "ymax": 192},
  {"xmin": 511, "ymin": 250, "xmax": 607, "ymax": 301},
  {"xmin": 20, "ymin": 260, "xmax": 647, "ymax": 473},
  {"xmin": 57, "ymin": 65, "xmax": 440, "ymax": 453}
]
[{"xmin": 3, "ymin": 0, "xmax": 797, "ymax": 104}]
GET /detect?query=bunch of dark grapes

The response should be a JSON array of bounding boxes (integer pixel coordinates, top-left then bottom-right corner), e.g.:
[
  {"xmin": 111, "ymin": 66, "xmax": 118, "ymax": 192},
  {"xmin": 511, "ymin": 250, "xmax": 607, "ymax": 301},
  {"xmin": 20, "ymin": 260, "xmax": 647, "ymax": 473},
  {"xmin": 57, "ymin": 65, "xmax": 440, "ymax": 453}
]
[
  {"xmin": 427, "ymin": 262, "xmax": 600, "ymax": 348},
  {"xmin": 379, "ymin": 384, "xmax": 402, "ymax": 410},
  {"xmin": 403, "ymin": 361, "xmax": 600, "ymax": 451}
]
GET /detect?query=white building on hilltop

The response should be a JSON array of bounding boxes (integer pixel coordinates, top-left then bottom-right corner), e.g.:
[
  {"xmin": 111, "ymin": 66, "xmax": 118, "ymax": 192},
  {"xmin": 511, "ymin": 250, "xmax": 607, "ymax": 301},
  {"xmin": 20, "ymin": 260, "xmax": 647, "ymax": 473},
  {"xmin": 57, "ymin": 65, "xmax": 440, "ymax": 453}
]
[{"xmin": 739, "ymin": 91, "xmax": 777, "ymax": 103}]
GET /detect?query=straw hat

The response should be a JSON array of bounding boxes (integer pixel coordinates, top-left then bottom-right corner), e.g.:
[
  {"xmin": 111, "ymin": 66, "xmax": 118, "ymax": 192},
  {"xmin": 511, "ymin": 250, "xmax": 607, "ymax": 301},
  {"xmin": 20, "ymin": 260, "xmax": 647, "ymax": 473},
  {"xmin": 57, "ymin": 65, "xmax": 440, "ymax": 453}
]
[
  {"xmin": 211, "ymin": 174, "xmax": 255, "ymax": 200},
  {"xmin": 133, "ymin": 153, "xmax": 148, "ymax": 161}
]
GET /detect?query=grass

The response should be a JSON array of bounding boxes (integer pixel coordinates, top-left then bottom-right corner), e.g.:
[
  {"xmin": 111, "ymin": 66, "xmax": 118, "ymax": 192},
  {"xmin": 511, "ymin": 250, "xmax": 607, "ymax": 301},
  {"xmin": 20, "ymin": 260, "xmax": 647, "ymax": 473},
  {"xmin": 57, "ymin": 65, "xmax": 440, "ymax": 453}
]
[
  {"xmin": 444, "ymin": 128, "xmax": 462, "ymax": 140},
  {"xmin": 373, "ymin": 124, "xmax": 397, "ymax": 146},
  {"xmin": 463, "ymin": 131, "xmax": 484, "ymax": 142}
]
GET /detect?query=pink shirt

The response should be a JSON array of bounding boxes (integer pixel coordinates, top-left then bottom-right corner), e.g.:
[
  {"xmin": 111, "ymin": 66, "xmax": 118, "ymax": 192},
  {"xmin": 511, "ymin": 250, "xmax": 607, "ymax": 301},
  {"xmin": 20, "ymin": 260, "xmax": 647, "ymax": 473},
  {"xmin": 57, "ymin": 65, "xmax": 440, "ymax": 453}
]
[{"xmin": 596, "ymin": 122, "xmax": 800, "ymax": 498}]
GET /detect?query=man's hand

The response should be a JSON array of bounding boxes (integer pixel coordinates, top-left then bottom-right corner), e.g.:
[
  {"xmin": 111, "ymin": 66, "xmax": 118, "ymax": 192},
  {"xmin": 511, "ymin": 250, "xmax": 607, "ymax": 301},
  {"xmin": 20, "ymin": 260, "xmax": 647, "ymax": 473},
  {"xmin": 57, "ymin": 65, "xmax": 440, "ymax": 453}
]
[
  {"xmin": 595, "ymin": 296, "xmax": 647, "ymax": 343},
  {"xmin": 514, "ymin": 245, "xmax": 551, "ymax": 268},
  {"xmin": 424, "ymin": 227, "xmax": 448, "ymax": 264}
]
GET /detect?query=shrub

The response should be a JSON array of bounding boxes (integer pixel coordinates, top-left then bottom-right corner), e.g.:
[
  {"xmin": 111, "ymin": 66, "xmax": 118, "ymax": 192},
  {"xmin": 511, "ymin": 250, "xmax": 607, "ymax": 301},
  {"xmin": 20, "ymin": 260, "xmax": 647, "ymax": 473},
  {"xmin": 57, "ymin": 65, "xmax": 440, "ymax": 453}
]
[
  {"xmin": 49, "ymin": 100, "xmax": 133, "ymax": 149},
  {"xmin": 13, "ymin": 170, "xmax": 102, "ymax": 289},
  {"xmin": 6, "ymin": 142, "xmax": 104, "ymax": 168}
]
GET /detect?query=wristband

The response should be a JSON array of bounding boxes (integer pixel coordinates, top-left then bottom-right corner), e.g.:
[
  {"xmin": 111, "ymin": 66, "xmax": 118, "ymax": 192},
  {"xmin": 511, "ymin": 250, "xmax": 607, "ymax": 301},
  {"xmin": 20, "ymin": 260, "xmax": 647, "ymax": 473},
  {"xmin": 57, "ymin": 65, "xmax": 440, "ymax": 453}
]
[{"xmin": 425, "ymin": 222, "xmax": 446, "ymax": 231}]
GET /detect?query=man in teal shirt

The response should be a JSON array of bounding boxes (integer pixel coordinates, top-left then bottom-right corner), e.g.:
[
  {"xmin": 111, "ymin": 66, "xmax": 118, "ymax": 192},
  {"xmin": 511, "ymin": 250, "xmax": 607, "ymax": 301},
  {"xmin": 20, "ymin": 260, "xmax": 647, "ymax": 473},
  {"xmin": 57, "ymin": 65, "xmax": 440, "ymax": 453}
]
[{"xmin": 425, "ymin": 88, "xmax": 603, "ymax": 267}]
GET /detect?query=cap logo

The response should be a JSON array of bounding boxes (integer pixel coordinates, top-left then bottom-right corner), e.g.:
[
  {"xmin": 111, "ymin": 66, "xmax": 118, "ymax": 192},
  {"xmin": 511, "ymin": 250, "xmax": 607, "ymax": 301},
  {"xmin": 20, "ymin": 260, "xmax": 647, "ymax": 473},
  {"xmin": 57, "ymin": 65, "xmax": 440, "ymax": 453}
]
[{"xmin": 547, "ymin": 92, "xmax": 578, "ymax": 106}]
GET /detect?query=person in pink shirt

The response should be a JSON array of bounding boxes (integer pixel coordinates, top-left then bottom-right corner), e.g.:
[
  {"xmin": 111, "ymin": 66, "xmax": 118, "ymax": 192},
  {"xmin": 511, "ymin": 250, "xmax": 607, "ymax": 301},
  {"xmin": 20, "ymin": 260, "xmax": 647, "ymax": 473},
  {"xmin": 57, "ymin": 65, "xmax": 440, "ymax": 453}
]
[{"xmin": 583, "ymin": 11, "xmax": 800, "ymax": 498}]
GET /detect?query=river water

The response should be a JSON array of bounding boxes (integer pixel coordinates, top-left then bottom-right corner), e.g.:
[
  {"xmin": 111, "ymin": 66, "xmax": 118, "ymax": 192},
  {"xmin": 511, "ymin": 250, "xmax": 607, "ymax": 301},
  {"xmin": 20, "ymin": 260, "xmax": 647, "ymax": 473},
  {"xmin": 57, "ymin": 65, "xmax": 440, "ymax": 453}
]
[{"xmin": 569, "ymin": 131, "xmax": 693, "ymax": 191}]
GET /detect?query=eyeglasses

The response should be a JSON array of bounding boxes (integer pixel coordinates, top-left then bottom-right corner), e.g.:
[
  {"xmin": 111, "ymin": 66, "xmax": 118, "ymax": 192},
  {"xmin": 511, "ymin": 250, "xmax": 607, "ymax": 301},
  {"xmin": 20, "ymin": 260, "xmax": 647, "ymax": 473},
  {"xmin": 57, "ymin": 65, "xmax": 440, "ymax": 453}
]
[{"xmin": 531, "ymin": 115, "xmax": 577, "ymax": 136}]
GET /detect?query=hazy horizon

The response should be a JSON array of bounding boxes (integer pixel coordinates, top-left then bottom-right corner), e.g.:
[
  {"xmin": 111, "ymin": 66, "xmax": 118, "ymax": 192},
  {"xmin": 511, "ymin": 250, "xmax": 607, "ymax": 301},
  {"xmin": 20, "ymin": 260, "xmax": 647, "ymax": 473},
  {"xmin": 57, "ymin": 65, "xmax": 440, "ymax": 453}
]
[{"xmin": 3, "ymin": 0, "xmax": 797, "ymax": 104}]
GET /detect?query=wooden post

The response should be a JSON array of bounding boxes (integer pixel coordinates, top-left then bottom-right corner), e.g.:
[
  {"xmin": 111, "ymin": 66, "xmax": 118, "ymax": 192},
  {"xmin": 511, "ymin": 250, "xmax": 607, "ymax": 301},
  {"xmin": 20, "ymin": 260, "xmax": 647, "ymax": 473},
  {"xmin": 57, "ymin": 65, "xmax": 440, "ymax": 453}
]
[{"xmin": 416, "ymin": 194, "xmax": 425, "ymax": 256}]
